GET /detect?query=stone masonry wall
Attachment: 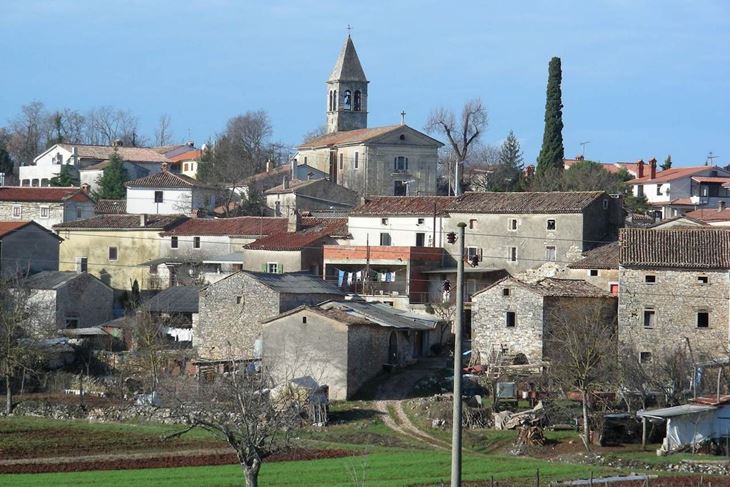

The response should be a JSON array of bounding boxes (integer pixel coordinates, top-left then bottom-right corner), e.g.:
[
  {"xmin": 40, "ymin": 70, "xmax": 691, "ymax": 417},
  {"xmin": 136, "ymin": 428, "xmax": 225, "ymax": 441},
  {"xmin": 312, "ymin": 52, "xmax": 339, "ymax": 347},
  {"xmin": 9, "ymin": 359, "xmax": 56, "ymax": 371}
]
[{"xmin": 618, "ymin": 267, "xmax": 730, "ymax": 361}]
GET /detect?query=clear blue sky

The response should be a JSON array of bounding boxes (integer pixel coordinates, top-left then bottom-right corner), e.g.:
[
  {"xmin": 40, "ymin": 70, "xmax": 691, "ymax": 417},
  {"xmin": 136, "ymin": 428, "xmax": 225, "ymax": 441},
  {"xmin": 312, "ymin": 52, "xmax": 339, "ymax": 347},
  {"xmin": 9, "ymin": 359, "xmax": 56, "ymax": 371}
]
[{"xmin": 2, "ymin": 0, "xmax": 728, "ymax": 166}]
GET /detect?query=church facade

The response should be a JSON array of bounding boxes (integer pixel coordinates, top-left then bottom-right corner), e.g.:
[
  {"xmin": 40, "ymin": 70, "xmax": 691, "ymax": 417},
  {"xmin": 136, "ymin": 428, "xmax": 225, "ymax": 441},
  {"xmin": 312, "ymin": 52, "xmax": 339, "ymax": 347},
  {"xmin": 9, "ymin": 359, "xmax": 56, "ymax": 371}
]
[{"xmin": 294, "ymin": 35, "xmax": 442, "ymax": 197}]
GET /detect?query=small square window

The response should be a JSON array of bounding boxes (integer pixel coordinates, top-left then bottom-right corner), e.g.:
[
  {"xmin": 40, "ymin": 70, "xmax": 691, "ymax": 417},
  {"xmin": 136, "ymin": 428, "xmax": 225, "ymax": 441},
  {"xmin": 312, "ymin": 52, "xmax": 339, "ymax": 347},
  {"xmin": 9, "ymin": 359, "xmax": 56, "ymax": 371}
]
[
  {"xmin": 267, "ymin": 262, "xmax": 279, "ymax": 273},
  {"xmin": 380, "ymin": 232, "xmax": 391, "ymax": 246},
  {"xmin": 154, "ymin": 191, "xmax": 164, "ymax": 203},
  {"xmin": 546, "ymin": 219, "xmax": 556, "ymax": 230},
  {"xmin": 643, "ymin": 309, "xmax": 655, "ymax": 328},
  {"xmin": 508, "ymin": 247, "xmax": 518, "ymax": 262},
  {"xmin": 193, "ymin": 237, "xmax": 201, "ymax": 249},
  {"xmin": 417, "ymin": 218, "xmax": 425, "ymax": 225},
  {"xmin": 354, "ymin": 152, "xmax": 359, "ymax": 169},
  {"xmin": 302, "ymin": 316, "xmax": 307, "ymax": 324},
  {"xmin": 108, "ymin": 246, "xmax": 118, "ymax": 261},
  {"xmin": 12, "ymin": 205, "xmax": 21, "ymax": 218},
  {"xmin": 589, "ymin": 269, "xmax": 599, "ymax": 277},
  {"xmin": 545, "ymin": 246, "xmax": 556, "ymax": 262},
  {"xmin": 698, "ymin": 276, "xmax": 708, "ymax": 284},
  {"xmin": 76, "ymin": 257, "xmax": 88, "ymax": 273},
  {"xmin": 506, "ymin": 312, "xmax": 516, "ymax": 328},
  {"xmin": 509, "ymin": 219, "xmax": 517, "ymax": 231},
  {"xmin": 469, "ymin": 219, "xmax": 477, "ymax": 229},
  {"xmin": 645, "ymin": 275, "xmax": 656, "ymax": 284},
  {"xmin": 381, "ymin": 218, "xmax": 388, "ymax": 225},
  {"xmin": 171, "ymin": 236, "xmax": 179, "ymax": 249},
  {"xmin": 640, "ymin": 352, "xmax": 652, "ymax": 364},
  {"xmin": 65, "ymin": 317, "xmax": 80, "ymax": 329},
  {"xmin": 697, "ymin": 311, "xmax": 709, "ymax": 328},
  {"xmin": 236, "ymin": 296, "xmax": 243, "ymax": 305},
  {"xmin": 40, "ymin": 206, "xmax": 50, "ymax": 218},
  {"xmin": 502, "ymin": 288, "xmax": 510, "ymax": 296}
]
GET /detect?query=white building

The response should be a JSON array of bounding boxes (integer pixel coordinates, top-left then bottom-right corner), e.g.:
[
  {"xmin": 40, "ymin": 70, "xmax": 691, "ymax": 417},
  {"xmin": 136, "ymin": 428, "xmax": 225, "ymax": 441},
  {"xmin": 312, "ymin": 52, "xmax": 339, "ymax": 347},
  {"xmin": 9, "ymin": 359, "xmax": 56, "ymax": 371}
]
[{"xmin": 124, "ymin": 167, "xmax": 217, "ymax": 216}]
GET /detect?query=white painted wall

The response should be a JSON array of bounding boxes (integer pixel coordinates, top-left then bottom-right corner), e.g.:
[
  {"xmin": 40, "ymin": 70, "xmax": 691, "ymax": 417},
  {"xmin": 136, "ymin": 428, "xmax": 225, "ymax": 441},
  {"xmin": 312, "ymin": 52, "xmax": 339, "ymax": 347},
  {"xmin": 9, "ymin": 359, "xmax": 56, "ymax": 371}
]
[
  {"xmin": 126, "ymin": 187, "xmax": 216, "ymax": 215},
  {"xmin": 347, "ymin": 215, "xmax": 445, "ymax": 247}
]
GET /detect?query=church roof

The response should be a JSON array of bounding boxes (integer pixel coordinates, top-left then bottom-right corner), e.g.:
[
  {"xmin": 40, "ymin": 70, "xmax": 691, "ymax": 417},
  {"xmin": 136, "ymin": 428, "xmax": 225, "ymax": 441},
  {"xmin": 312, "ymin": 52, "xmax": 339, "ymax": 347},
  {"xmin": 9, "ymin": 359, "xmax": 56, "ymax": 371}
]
[
  {"xmin": 328, "ymin": 35, "xmax": 367, "ymax": 82},
  {"xmin": 298, "ymin": 124, "xmax": 442, "ymax": 149}
]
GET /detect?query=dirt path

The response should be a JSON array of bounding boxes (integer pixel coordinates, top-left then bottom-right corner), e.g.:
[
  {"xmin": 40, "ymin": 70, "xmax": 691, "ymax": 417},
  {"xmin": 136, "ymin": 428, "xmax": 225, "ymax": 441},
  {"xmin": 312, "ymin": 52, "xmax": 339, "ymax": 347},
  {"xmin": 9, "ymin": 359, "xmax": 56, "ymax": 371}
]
[{"xmin": 373, "ymin": 357, "xmax": 451, "ymax": 450}]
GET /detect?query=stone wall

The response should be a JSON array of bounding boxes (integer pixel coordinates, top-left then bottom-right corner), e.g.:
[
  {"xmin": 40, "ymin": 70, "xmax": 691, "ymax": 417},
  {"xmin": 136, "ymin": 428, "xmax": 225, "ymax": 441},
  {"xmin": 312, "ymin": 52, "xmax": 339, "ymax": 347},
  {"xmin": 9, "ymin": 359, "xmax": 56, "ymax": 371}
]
[
  {"xmin": 0, "ymin": 223, "xmax": 60, "ymax": 278},
  {"xmin": 618, "ymin": 267, "xmax": 730, "ymax": 361},
  {"xmin": 55, "ymin": 274, "xmax": 114, "ymax": 329},
  {"xmin": 347, "ymin": 323, "xmax": 392, "ymax": 398}
]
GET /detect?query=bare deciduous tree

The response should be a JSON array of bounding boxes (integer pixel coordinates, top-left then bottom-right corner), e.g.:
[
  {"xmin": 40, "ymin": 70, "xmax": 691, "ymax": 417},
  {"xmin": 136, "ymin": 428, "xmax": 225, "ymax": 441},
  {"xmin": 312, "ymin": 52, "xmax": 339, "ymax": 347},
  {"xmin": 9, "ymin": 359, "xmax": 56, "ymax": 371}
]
[
  {"xmin": 425, "ymin": 99, "xmax": 488, "ymax": 195},
  {"xmin": 547, "ymin": 302, "xmax": 618, "ymax": 449},
  {"xmin": 154, "ymin": 114, "xmax": 174, "ymax": 147},
  {"xmin": 6, "ymin": 101, "xmax": 53, "ymax": 165},
  {"xmin": 86, "ymin": 106, "xmax": 142, "ymax": 146}
]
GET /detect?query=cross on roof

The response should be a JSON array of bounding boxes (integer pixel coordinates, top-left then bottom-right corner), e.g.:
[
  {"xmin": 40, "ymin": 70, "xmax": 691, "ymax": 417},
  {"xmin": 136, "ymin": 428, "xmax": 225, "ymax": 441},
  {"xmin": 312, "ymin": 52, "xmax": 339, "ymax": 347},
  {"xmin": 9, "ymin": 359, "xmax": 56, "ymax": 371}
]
[{"xmin": 346, "ymin": 25, "xmax": 352, "ymax": 36}]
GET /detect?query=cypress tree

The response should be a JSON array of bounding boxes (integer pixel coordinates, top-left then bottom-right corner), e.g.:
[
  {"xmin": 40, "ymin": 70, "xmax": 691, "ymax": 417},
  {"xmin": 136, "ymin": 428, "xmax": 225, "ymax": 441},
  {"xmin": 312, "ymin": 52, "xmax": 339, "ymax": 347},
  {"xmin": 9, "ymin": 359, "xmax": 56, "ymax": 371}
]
[
  {"xmin": 94, "ymin": 149, "xmax": 129, "ymax": 199},
  {"xmin": 661, "ymin": 154, "xmax": 672, "ymax": 171},
  {"xmin": 536, "ymin": 57, "xmax": 565, "ymax": 177}
]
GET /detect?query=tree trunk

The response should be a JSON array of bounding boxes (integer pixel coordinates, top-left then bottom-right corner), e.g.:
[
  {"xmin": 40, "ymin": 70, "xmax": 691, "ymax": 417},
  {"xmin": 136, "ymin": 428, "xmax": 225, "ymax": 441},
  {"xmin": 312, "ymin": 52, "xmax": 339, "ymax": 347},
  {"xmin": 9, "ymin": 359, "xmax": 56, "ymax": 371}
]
[
  {"xmin": 581, "ymin": 389, "xmax": 590, "ymax": 450},
  {"xmin": 242, "ymin": 461, "xmax": 260, "ymax": 487},
  {"xmin": 5, "ymin": 371, "xmax": 12, "ymax": 415}
]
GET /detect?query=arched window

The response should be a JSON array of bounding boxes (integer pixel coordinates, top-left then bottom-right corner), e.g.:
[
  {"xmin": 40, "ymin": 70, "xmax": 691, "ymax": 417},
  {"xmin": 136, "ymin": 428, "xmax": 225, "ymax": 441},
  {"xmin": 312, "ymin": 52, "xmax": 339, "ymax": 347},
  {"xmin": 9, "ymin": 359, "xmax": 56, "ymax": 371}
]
[
  {"xmin": 354, "ymin": 91, "xmax": 362, "ymax": 111},
  {"xmin": 343, "ymin": 90, "xmax": 352, "ymax": 110},
  {"xmin": 333, "ymin": 90, "xmax": 337, "ymax": 110},
  {"xmin": 328, "ymin": 91, "xmax": 332, "ymax": 111}
]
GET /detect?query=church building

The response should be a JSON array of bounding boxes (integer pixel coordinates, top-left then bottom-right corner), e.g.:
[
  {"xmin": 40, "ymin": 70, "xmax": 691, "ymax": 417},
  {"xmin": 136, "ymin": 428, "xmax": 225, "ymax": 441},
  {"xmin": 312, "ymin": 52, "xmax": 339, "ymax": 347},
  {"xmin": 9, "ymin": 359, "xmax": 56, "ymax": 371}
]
[{"xmin": 294, "ymin": 35, "xmax": 442, "ymax": 197}]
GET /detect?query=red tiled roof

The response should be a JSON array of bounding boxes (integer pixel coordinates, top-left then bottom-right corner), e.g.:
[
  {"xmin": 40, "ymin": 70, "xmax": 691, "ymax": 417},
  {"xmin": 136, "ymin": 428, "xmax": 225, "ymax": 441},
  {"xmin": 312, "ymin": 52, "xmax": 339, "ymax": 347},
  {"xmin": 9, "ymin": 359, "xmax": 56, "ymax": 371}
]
[
  {"xmin": 56, "ymin": 144, "xmax": 170, "ymax": 163},
  {"xmin": 169, "ymin": 149, "xmax": 203, "ymax": 162},
  {"xmin": 685, "ymin": 208, "xmax": 730, "ymax": 222},
  {"xmin": 244, "ymin": 220, "xmax": 347, "ymax": 251},
  {"xmin": 620, "ymin": 227, "xmax": 730, "ymax": 269},
  {"xmin": 0, "ymin": 187, "xmax": 92, "ymax": 203},
  {"xmin": 351, "ymin": 196, "xmax": 456, "ymax": 216},
  {"xmin": 298, "ymin": 125, "xmax": 402, "ymax": 149},
  {"xmin": 55, "ymin": 214, "xmax": 188, "ymax": 230},
  {"xmin": 0, "ymin": 221, "xmax": 32, "ymax": 238},
  {"xmin": 448, "ymin": 191, "xmax": 607, "ymax": 214},
  {"xmin": 691, "ymin": 176, "xmax": 730, "ymax": 184},
  {"xmin": 161, "ymin": 217, "xmax": 287, "ymax": 237},
  {"xmin": 125, "ymin": 171, "xmax": 212, "ymax": 189},
  {"xmin": 627, "ymin": 166, "xmax": 724, "ymax": 185},
  {"xmin": 95, "ymin": 199, "xmax": 126, "ymax": 214}
]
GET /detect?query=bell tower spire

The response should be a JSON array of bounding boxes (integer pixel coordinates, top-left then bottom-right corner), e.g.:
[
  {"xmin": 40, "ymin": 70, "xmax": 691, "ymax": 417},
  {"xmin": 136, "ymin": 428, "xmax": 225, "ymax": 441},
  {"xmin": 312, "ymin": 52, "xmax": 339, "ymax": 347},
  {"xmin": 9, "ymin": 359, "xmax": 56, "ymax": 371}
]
[{"xmin": 326, "ymin": 33, "xmax": 368, "ymax": 133}]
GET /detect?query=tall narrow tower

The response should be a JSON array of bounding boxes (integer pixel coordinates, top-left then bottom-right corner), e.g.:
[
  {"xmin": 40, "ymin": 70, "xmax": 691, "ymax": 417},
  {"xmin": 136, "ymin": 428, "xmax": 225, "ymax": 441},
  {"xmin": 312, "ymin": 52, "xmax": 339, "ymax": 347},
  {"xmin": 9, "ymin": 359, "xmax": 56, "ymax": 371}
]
[{"xmin": 326, "ymin": 35, "xmax": 368, "ymax": 133}]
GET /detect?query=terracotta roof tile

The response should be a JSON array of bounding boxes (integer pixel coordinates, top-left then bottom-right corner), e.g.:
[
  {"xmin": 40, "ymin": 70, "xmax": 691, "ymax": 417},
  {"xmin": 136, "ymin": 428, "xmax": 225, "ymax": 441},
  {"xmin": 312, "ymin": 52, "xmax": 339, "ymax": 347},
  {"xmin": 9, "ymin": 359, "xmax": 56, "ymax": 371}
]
[
  {"xmin": 0, "ymin": 221, "xmax": 32, "ymax": 238},
  {"xmin": 691, "ymin": 176, "xmax": 730, "ymax": 184},
  {"xmin": 298, "ymin": 125, "xmax": 401, "ymax": 149},
  {"xmin": 125, "ymin": 171, "xmax": 212, "ymax": 189},
  {"xmin": 568, "ymin": 242, "xmax": 620, "ymax": 269},
  {"xmin": 0, "ymin": 187, "xmax": 92, "ymax": 203},
  {"xmin": 55, "ymin": 214, "xmax": 187, "ymax": 230},
  {"xmin": 351, "ymin": 196, "xmax": 456, "ymax": 216},
  {"xmin": 627, "ymin": 166, "xmax": 727, "ymax": 185},
  {"xmin": 447, "ymin": 191, "xmax": 607, "ymax": 214},
  {"xmin": 685, "ymin": 208, "xmax": 730, "ymax": 222},
  {"xmin": 620, "ymin": 227, "xmax": 730, "ymax": 269},
  {"xmin": 161, "ymin": 217, "xmax": 287, "ymax": 237},
  {"xmin": 56, "ymin": 144, "xmax": 171, "ymax": 163},
  {"xmin": 244, "ymin": 220, "xmax": 347, "ymax": 251},
  {"xmin": 168, "ymin": 149, "xmax": 203, "ymax": 162},
  {"xmin": 95, "ymin": 199, "xmax": 126, "ymax": 214}
]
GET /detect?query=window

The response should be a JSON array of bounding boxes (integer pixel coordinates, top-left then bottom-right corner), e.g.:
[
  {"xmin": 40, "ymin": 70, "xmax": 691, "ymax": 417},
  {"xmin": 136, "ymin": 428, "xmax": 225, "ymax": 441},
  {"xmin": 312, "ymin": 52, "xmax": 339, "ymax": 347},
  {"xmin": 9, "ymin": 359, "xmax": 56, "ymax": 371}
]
[
  {"xmin": 589, "ymin": 269, "xmax": 599, "ymax": 277},
  {"xmin": 645, "ymin": 275, "xmax": 656, "ymax": 284},
  {"xmin": 640, "ymin": 352, "xmax": 652, "ymax": 364},
  {"xmin": 37, "ymin": 206, "xmax": 49, "ymax": 218},
  {"xmin": 697, "ymin": 311, "xmax": 709, "ymax": 328},
  {"xmin": 354, "ymin": 90, "xmax": 361, "ymax": 111},
  {"xmin": 546, "ymin": 219, "xmax": 556, "ymax": 230},
  {"xmin": 417, "ymin": 218, "xmax": 425, "ymax": 225},
  {"xmin": 381, "ymin": 218, "xmax": 388, "ymax": 225},
  {"xmin": 193, "ymin": 237, "xmax": 201, "ymax": 249},
  {"xmin": 394, "ymin": 156, "xmax": 408, "ymax": 172},
  {"xmin": 506, "ymin": 312, "xmax": 516, "ymax": 327},
  {"xmin": 75, "ymin": 257, "xmax": 88, "ymax": 273},
  {"xmin": 394, "ymin": 180, "xmax": 407, "ymax": 196},
  {"xmin": 302, "ymin": 316, "xmax": 307, "ymax": 324},
  {"xmin": 469, "ymin": 219, "xmax": 477, "ymax": 229},
  {"xmin": 354, "ymin": 152, "xmax": 359, "ymax": 169},
  {"xmin": 11, "ymin": 205, "xmax": 21, "ymax": 218},
  {"xmin": 698, "ymin": 275, "xmax": 709, "ymax": 284},
  {"xmin": 108, "ymin": 246, "xmax": 118, "ymax": 261},
  {"xmin": 170, "ymin": 236, "xmax": 179, "ymax": 249},
  {"xmin": 149, "ymin": 265, "xmax": 158, "ymax": 275},
  {"xmin": 339, "ymin": 153, "xmax": 343, "ymax": 170},
  {"xmin": 380, "ymin": 233, "xmax": 391, "ymax": 246},
  {"xmin": 304, "ymin": 156, "xmax": 308, "ymax": 165},
  {"xmin": 415, "ymin": 232, "xmax": 425, "ymax": 247},
  {"xmin": 502, "ymin": 288, "xmax": 510, "ymax": 296},
  {"xmin": 643, "ymin": 308, "xmax": 655, "ymax": 328},
  {"xmin": 76, "ymin": 207, "xmax": 82, "ymax": 218},
  {"xmin": 267, "ymin": 262, "xmax": 279, "ymax": 273},
  {"xmin": 545, "ymin": 246, "xmax": 556, "ymax": 262},
  {"xmin": 236, "ymin": 296, "xmax": 244, "ymax": 305},
  {"xmin": 656, "ymin": 184, "xmax": 662, "ymax": 196},
  {"xmin": 508, "ymin": 219, "xmax": 517, "ymax": 231},
  {"xmin": 508, "ymin": 247, "xmax": 518, "ymax": 262},
  {"xmin": 602, "ymin": 199, "xmax": 609, "ymax": 209},
  {"xmin": 343, "ymin": 90, "xmax": 352, "ymax": 110},
  {"xmin": 467, "ymin": 247, "xmax": 481, "ymax": 260},
  {"xmin": 154, "ymin": 191, "xmax": 164, "ymax": 203},
  {"xmin": 65, "ymin": 316, "xmax": 80, "ymax": 329},
  {"xmin": 183, "ymin": 163, "xmax": 188, "ymax": 171}
]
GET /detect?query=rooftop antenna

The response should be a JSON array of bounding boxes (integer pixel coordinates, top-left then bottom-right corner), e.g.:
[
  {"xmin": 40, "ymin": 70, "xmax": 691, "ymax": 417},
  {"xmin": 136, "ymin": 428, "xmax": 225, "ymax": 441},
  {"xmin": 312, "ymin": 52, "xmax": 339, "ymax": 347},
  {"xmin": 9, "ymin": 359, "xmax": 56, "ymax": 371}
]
[
  {"xmin": 706, "ymin": 151, "xmax": 718, "ymax": 166},
  {"xmin": 579, "ymin": 141, "xmax": 590, "ymax": 157}
]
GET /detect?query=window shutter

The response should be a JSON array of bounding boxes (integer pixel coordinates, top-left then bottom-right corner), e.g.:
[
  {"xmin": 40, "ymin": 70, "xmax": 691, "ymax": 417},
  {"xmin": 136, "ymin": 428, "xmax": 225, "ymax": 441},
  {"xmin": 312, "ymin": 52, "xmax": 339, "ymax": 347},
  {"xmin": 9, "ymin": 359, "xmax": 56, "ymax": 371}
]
[
  {"xmin": 406, "ymin": 158, "xmax": 409, "ymax": 170},
  {"xmin": 479, "ymin": 248, "xmax": 483, "ymax": 260},
  {"xmin": 261, "ymin": 263, "xmax": 267, "ymax": 272},
  {"xmin": 278, "ymin": 264, "xmax": 284, "ymax": 274},
  {"xmin": 394, "ymin": 157, "xmax": 397, "ymax": 170}
]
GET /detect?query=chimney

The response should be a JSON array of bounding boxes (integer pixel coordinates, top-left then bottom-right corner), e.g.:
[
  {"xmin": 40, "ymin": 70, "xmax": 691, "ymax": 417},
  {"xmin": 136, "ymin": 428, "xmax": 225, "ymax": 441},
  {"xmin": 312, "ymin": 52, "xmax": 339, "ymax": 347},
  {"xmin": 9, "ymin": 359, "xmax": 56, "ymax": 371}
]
[
  {"xmin": 576, "ymin": 154, "xmax": 584, "ymax": 161},
  {"xmin": 637, "ymin": 159, "xmax": 645, "ymax": 178},
  {"xmin": 525, "ymin": 165, "xmax": 535, "ymax": 177},
  {"xmin": 287, "ymin": 207, "xmax": 300, "ymax": 232},
  {"xmin": 649, "ymin": 158, "xmax": 657, "ymax": 179},
  {"xmin": 266, "ymin": 160, "xmax": 272, "ymax": 173},
  {"xmin": 719, "ymin": 201, "xmax": 727, "ymax": 212},
  {"xmin": 140, "ymin": 214, "xmax": 147, "ymax": 227},
  {"xmin": 72, "ymin": 146, "xmax": 79, "ymax": 166},
  {"xmin": 282, "ymin": 176, "xmax": 289, "ymax": 190},
  {"xmin": 113, "ymin": 138, "xmax": 123, "ymax": 147},
  {"xmin": 161, "ymin": 162, "xmax": 169, "ymax": 172},
  {"xmin": 186, "ymin": 140, "xmax": 194, "ymax": 147}
]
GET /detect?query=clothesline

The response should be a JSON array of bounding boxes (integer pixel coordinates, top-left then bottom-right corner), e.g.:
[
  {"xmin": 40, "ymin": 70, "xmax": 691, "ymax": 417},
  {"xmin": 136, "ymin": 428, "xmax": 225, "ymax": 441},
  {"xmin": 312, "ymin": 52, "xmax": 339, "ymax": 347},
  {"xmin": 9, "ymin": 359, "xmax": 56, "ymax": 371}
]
[{"xmin": 334, "ymin": 267, "xmax": 405, "ymax": 287}]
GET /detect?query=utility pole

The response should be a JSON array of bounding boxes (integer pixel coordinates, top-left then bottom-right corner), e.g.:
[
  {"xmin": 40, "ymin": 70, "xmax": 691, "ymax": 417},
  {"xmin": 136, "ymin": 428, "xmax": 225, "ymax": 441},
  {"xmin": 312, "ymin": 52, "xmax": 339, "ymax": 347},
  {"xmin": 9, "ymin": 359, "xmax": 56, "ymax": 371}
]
[{"xmin": 450, "ymin": 222, "xmax": 466, "ymax": 486}]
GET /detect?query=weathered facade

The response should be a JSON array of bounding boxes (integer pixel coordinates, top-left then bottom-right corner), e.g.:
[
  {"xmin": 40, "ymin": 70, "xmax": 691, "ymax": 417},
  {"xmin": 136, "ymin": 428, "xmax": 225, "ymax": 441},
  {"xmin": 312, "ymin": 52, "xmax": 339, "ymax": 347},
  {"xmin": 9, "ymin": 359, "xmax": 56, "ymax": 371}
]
[
  {"xmin": 0, "ymin": 187, "xmax": 95, "ymax": 230},
  {"xmin": 618, "ymin": 227, "xmax": 730, "ymax": 363},
  {"xmin": 264, "ymin": 178, "xmax": 360, "ymax": 216},
  {"xmin": 195, "ymin": 272, "xmax": 344, "ymax": 360},
  {"xmin": 471, "ymin": 277, "xmax": 616, "ymax": 364},
  {"xmin": 0, "ymin": 221, "xmax": 61, "ymax": 278},
  {"xmin": 565, "ymin": 241, "xmax": 620, "ymax": 295}
]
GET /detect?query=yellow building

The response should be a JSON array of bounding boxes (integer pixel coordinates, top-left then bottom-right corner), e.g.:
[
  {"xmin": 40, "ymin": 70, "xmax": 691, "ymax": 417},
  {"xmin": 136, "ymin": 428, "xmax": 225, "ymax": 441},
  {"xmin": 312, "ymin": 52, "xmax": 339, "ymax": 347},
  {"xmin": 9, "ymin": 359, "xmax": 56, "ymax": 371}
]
[{"xmin": 54, "ymin": 214, "xmax": 188, "ymax": 291}]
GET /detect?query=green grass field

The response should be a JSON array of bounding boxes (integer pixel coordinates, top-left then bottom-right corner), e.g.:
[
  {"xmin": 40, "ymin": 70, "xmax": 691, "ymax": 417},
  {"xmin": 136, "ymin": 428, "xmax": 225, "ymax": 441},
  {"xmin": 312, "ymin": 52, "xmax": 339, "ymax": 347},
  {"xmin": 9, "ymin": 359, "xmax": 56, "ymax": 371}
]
[{"xmin": 0, "ymin": 450, "xmax": 609, "ymax": 487}]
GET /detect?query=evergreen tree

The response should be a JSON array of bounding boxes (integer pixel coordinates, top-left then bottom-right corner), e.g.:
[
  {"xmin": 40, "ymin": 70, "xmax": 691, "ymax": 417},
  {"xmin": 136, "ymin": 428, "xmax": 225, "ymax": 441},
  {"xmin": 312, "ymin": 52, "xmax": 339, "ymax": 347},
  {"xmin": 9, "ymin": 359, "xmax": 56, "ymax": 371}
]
[
  {"xmin": 484, "ymin": 130, "xmax": 524, "ymax": 191},
  {"xmin": 94, "ymin": 149, "xmax": 128, "ymax": 199},
  {"xmin": 536, "ymin": 57, "xmax": 565, "ymax": 178},
  {"xmin": 49, "ymin": 164, "xmax": 79, "ymax": 187},
  {"xmin": 0, "ymin": 138, "xmax": 12, "ymax": 177},
  {"xmin": 498, "ymin": 130, "xmax": 524, "ymax": 168},
  {"xmin": 661, "ymin": 154, "xmax": 672, "ymax": 171}
]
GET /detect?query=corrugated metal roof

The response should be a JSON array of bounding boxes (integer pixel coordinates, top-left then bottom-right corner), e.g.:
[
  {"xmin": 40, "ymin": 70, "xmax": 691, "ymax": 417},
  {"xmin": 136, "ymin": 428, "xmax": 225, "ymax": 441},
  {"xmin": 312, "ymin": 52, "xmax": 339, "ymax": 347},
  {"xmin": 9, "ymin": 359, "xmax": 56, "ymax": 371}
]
[
  {"xmin": 638, "ymin": 404, "xmax": 716, "ymax": 419},
  {"xmin": 246, "ymin": 271, "xmax": 344, "ymax": 295},
  {"xmin": 320, "ymin": 300, "xmax": 441, "ymax": 330}
]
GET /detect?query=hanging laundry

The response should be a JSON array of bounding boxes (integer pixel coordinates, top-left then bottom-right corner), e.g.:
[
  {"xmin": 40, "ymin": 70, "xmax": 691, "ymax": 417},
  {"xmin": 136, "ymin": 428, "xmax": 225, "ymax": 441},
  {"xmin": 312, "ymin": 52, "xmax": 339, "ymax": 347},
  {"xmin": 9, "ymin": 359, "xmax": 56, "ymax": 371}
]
[
  {"xmin": 355, "ymin": 270, "xmax": 362, "ymax": 282},
  {"xmin": 337, "ymin": 270, "xmax": 345, "ymax": 287},
  {"xmin": 389, "ymin": 272, "xmax": 396, "ymax": 282},
  {"xmin": 347, "ymin": 272, "xmax": 353, "ymax": 285}
]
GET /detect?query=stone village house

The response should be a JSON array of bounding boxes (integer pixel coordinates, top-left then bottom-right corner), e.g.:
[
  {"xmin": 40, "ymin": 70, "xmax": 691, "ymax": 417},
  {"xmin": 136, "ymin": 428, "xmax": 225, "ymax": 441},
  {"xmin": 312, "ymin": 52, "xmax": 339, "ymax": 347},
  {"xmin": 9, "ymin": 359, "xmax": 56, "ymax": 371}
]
[
  {"xmin": 0, "ymin": 187, "xmax": 95, "ymax": 230},
  {"xmin": 0, "ymin": 220, "xmax": 61, "ymax": 278},
  {"xmin": 264, "ymin": 177, "xmax": 360, "ymax": 216},
  {"xmin": 471, "ymin": 277, "xmax": 617, "ymax": 365},
  {"xmin": 618, "ymin": 227, "xmax": 730, "ymax": 364},
  {"xmin": 195, "ymin": 271, "xmax": 344, "ymax": 361},
  {"xmin": 124, "ymin": 167, "xmax": 217, "ymax": 216},
  {"xmin": 262, "ymin": 300, "xmax": 446, "ymax": 400}
]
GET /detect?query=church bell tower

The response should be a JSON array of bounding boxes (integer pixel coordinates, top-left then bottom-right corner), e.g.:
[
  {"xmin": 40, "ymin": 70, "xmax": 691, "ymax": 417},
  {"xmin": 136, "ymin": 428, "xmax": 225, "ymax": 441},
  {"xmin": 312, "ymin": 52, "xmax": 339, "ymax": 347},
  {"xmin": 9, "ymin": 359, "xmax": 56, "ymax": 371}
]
[{"xmin": 326, "ymin": 35, "xmax": 368, "ymax": 133}]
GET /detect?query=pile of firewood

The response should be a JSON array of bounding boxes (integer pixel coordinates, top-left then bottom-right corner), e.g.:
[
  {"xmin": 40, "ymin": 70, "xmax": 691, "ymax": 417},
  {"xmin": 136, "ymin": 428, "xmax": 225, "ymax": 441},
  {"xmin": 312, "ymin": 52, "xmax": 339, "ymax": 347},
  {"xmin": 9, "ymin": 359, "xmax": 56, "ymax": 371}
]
[{"xmin": 516, "ymin": 425, "xmax": 545, "ymax": 446}]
